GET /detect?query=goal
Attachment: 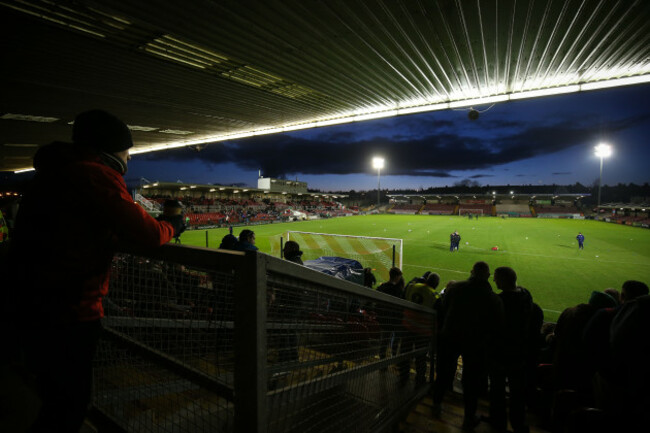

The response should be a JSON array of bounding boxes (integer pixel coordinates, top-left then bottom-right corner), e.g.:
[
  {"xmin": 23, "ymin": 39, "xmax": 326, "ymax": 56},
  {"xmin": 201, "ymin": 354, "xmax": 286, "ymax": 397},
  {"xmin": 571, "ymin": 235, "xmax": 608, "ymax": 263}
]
[
  {"xmin": 459, "ymin": 208, "xmax": 484, "ymax": 216},
  {"xmin": 273, "ymin": 231, "xmax": 403, "ymax": 282}
]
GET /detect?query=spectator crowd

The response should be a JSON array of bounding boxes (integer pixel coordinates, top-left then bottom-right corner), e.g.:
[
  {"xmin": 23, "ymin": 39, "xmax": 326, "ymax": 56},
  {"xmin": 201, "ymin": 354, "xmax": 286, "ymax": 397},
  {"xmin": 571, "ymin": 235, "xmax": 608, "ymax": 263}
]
[{"xmin": 345, "ymin": 258, "xmax": 649, "ymax": 433}]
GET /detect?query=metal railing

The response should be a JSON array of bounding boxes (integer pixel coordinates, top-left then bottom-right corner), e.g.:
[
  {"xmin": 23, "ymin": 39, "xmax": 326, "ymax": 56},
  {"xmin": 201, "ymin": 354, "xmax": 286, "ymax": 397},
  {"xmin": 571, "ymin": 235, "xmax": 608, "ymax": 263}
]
[{"xmin": 93, "ymin": 244, "xmax": 436, "ymax": 433}]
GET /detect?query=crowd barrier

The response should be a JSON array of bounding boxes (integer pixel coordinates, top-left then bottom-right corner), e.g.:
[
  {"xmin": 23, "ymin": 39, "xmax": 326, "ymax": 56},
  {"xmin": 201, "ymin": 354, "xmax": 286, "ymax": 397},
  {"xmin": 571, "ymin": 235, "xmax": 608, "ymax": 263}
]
[{"xmin": 92, "ymin": 245, "xmax": 435, "ymax": 433}]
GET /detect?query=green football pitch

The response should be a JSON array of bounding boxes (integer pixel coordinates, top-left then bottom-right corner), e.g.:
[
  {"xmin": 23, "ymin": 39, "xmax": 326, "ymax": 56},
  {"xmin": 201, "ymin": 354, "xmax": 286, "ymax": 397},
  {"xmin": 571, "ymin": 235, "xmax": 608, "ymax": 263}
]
[{"xmin": 179, "ymin": 215, "xmax": 650, "ymax": 322}]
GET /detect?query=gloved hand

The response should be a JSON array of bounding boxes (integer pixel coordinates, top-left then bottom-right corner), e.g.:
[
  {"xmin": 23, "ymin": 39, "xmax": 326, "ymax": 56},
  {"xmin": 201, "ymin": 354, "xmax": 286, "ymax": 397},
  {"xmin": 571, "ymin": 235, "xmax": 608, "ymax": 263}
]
[{"xmin": 157, "ymin": 213, "xmax": 185, "ymax": 238}]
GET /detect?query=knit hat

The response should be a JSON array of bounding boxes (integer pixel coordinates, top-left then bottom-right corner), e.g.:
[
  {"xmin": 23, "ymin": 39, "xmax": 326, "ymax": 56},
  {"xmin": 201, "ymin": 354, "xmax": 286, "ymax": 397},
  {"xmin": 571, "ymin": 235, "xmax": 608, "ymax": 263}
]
[{"xmin": 72, "ymin": 109, "xmax": 133, "ymax": 153}]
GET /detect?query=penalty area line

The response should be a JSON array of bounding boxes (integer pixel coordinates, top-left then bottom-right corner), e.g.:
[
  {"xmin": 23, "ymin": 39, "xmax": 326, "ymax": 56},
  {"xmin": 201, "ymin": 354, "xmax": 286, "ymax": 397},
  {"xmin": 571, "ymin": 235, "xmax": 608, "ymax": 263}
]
[{"xmin": 404, "ymin": 263, "xmax": 467, "ymax": 274}]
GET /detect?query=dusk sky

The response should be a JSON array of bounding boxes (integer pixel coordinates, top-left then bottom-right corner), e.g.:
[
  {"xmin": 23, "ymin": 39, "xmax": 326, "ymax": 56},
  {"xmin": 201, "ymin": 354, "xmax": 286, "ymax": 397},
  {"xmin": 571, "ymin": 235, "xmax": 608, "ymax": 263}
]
[{"xmin": 125, "ymin": 83, "xmax": 649, "ymax": 192}]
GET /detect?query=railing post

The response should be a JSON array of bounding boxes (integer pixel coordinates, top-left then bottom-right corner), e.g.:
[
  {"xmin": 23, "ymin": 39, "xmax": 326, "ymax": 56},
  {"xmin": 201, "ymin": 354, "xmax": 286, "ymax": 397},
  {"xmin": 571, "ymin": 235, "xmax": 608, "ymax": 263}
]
[{"xmin": 234, "ymin": 251, "xmax": 268, "ymax": 433}]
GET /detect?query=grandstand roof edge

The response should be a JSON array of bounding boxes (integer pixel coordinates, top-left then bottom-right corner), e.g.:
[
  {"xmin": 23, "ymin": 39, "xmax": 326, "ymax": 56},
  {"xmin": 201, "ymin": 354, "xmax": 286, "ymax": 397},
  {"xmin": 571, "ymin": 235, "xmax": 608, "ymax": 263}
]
[
  {"xmin": 387, "ymin": 193, "xmax": 590, "ymax": 198},
  {"xmin": 140, "ymin": 181, "xmax": 346, "ymax": 198}
]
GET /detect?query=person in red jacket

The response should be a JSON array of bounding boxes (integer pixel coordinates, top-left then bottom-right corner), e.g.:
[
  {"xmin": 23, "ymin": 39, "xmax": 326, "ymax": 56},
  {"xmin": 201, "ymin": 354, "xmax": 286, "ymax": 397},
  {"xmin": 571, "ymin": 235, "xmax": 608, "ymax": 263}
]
[{"xmin": 7, "ymin": 109, "xmax": 181, "ymax": 432}]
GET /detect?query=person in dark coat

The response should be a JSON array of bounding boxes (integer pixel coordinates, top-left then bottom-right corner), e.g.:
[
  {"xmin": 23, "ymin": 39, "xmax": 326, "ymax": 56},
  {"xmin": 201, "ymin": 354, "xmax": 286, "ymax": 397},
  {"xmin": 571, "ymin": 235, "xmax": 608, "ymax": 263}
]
[
  {"xmin": 283, "ymin": 240, "xmax": 304, "ymax": 265},
  {"xmin": 401, "ymin": 272, "xmax": 440, "ymax": 384},
  {"xmin": 219, "ymin": 233, "xmax": 238, "ymax": 250},
  {"xmin": 376, "ymin": 267, "xmax": 404, "ymax": 359},
  {"xmin": 487, "ymin": 267, "xmax": 538, "ymax": 433},
  {"xmin": 7, "ymin": 109, "xmax": 178, "ymax": 432},
  {"xmin": 158, "ymin": 199, "xmax": 186, "ymax": 243},
  {"xmin": 453, "ymin": 231, "xmax": 461, "ymax": 251},
  {"xmin": 553, "ymin": 291, "xmax": 617, "ymax": 395},
  {"xmin": 235, "ymin": 229, "xmax": 258, "ymax": 251},
  {"xmin": 583, "ymin": 281, "xmax": 649, "ymax": 412},
  {"xmin": 363, "ymin": 267, "xmax": 377, "ymax": 288},
  {"xmin": 432, "ymin": 261, "xmax": 504, "ymax": 430},
  {"xmin": 609, "ymin": 294, "xmax": 650, "ymax": 432}
]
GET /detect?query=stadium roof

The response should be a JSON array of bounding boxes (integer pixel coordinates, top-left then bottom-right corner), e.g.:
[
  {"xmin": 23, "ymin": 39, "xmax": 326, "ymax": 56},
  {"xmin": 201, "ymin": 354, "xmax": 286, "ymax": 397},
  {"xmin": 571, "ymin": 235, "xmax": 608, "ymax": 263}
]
[
  {"xmin": 2, "ymin": 0, "xmax": 650, "ymax": 172},
  {"xmin": 599, "ymin": 202, "xmax": 649, "ymax": 211},
  {"xmin": 387, "ymin": 192, "xmax": 590, "ymax": 201},
  {"xmin": 141, "ymin": 181, "xmax": 345, "ymax": 199}
]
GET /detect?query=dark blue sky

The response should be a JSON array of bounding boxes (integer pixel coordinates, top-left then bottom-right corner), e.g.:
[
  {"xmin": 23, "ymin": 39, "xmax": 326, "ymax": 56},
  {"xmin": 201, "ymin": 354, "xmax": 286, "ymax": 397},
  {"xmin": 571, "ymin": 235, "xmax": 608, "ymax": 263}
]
[{"xmin": 127, "ymin": 83, "xmax": 650, "ymax": 192}]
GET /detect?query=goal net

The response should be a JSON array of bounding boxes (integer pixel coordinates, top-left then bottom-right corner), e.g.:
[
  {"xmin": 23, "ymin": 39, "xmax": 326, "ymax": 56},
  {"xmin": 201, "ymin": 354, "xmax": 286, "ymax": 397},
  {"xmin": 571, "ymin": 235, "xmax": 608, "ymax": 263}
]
[
  {"xmin": 459, "ymin": 208, "xmax": 484, "ymax": 216},
  {"xmin": 271, "ymin": 231, "xmax": 403, "ymax": 283}
]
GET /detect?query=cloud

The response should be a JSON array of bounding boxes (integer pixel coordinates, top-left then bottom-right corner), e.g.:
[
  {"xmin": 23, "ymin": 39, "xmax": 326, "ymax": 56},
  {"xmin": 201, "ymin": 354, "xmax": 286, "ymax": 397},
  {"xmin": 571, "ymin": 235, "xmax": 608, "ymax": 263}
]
[
  {"xmin": 552, "ymin": 172, "xmax": 572, "ymax": 175},
  {"xmin": 141, "ymin": 113, "xmax": 650, "ymax": 179}
]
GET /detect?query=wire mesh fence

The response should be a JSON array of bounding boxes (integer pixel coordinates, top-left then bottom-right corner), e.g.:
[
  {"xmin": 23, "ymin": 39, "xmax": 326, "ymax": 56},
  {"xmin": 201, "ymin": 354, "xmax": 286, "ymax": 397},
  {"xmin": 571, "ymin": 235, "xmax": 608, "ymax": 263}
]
[
  {"xmin": 93, "ymin": 246, "xmax": 435, "ymax": 433},
  {"xmin": 265, "ymin": 269, "xmax": 434, "ymax": 433}
]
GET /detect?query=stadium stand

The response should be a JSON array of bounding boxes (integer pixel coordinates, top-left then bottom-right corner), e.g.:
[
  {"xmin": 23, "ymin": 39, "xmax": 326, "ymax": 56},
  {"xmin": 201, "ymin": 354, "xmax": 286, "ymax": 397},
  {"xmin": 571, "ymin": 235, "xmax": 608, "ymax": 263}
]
[
  {"xmin": 534, "ymin": 205, "xmax": 581, "ymax": 217},
  {"xmin": 458, "ymin": 203, "xmax": 494, "ymax": 216},
  {"xmin": 389, "ymin": 203, "xmax": 422, "ymax": 214},
  {"xmin": 422, "ymin": 203, "xmax": 456, "ymax": 215},
  {"xmin": 496, "ymin": 203, "xmax": 533, "ymax": 217},
  {"xmin": 144, "ymin": 194, "xmax": 354, "ymax": 228},
  {"xmin": 607, "ymin": 215, "xmax": 650, "ymax": 226}
]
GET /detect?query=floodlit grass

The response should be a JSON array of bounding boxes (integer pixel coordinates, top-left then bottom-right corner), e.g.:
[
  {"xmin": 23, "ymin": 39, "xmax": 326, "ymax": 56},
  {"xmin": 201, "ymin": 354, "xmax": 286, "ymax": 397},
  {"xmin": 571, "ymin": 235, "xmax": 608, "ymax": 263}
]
[{"xmin": 180, "ymin": 215, "xmax": 650, "ymax": 322}]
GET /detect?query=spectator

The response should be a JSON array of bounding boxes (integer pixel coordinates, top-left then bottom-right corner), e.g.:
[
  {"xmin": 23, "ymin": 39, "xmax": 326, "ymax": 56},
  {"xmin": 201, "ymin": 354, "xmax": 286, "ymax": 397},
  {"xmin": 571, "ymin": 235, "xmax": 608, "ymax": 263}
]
[
  {"xmin": 609, "ymin": 294, "xmax": 650, "ymax": 431},
  {"xmin": 235, "ymin": 229, "xmax": 258, "ymax": 251},
  {"xmin": 404, "ymin": 272, "xmax": 440, "ymax": 308},
  {"xmin": 6, "ymin": 109, "xmax": 178, "ymax": 432},
  {"xmin": 376, "ymin": 267, "xmax": 404, "ymax": 359},
  {"xmin": 406, "ymin": 270, "xmax": 431, "ymax": 287},
  {"xmin": 272, "ymin": 239, "xmax": 304, "ymax": 365},
  {"xmin": 219, "ymin": 233, "xmax": 238, "ymax": 250},
  {"xmin": 283, "ymin": 240, "xmax": 304, "ymax": 265},
  {"xmin": 583, "ymin": 281, "xmax": 649, "ymax": 412},
  {"xmin": 400, "ymin": 272, "xmax": 440, "ymax": 385},
  {"xmin": 538, "ymin": 322, "xmax": 557, "ymax": 364},
  {"xmin": 486, "ymin": 266, "xmax": 539, "ymax": 433},
  {"xmin": 377, "ymin": 267, "xmax": 405, "ymax": 298},
  {"xmin": 603, "ymin": 288, "xmax": 621, "ymax": 306},
  {"xmin": 363, "ymin": 267, "xmax": 377, "ymax": 288},
  {"xmin": 432, "ymin": 261, "xmax": 504, "ymax": 430},
  {"xmin": 158, "ymin": 199, "xmax": 186, "ymax": 244},
  {"xmin": 552, "ymin": 290, "xmax": 616, "ymax": 396}
]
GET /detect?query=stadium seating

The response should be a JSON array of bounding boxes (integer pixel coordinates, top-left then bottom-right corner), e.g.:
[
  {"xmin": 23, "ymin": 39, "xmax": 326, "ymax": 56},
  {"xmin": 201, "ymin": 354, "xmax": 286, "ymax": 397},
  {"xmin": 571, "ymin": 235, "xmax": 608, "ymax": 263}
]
[
  {"xmin": 495, "ymin": 203, "xmax": 533, "ymax": 217},
  {"xmin": 145, "ymin": 194, "xmax": 354, "ymax": 227},
  {"xmin": 608, "ymin": 215, "xmax": 650, "ymax": 226},
  {"xmin": 458, "ymin": 204, "xmax": 493, "ymax": 215},
  {"xmin": 389, "ymin": 203, "xmax": 422, "ymax": 214},
  {"xmin": 535, "ymin": 205, "xmax": 580, "ymax": 215},
  {"xmin": 421, "ymin": 203, "xmax": 456, "ymax": 215}
]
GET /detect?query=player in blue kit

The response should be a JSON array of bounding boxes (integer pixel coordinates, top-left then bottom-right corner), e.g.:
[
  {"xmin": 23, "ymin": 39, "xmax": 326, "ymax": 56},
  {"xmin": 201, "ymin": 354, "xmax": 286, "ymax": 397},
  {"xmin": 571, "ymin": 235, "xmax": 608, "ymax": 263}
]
[{"xmin": 576, "ymin": 232, "xmax": 585, "ymax": 249}]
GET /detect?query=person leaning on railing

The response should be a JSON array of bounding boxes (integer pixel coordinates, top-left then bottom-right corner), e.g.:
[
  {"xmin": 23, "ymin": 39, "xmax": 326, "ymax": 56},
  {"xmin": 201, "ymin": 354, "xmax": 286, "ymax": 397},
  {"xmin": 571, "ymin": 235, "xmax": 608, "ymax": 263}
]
[{"xmin": 5, "ymin": 109, "xmax": 183, "ymax": 433}]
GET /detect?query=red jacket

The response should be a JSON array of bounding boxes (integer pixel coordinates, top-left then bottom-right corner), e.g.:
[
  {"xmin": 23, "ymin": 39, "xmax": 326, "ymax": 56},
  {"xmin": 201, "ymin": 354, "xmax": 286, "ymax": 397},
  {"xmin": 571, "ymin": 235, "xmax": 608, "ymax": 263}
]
[{"xmin": 10, "ymin": 142, "xmax": 174, "ymax": 323}]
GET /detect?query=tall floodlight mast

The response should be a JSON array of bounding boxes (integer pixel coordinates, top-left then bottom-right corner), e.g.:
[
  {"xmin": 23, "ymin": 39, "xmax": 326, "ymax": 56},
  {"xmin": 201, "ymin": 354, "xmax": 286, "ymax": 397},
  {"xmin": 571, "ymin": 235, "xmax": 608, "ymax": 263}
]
[
  {"xmin": 595, "ymin": 143, "xmax": 612, "ymax": 209},
  {"xmin": 372, "ymin": 157, "xmax": 385, "ymax": 209}
]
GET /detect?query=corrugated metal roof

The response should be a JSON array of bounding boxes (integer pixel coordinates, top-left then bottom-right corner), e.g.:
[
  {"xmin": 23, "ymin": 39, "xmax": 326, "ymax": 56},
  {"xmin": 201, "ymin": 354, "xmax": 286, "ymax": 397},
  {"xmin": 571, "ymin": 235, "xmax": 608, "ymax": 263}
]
[{"xmin": 2, "ymin": 0, "xmax": 649, "ymax": 171}]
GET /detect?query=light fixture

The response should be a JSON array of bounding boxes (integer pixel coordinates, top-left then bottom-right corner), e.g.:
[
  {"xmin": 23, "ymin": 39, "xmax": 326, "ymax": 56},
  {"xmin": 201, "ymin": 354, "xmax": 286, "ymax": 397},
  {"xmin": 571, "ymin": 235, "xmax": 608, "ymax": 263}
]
[
  {"xmin": 372, "ymin": 157, "xmax": 385, "ymax": 208},
  {"xmin": 595, "ymin": 143, "xmax": 612, "ymax": 209}
]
